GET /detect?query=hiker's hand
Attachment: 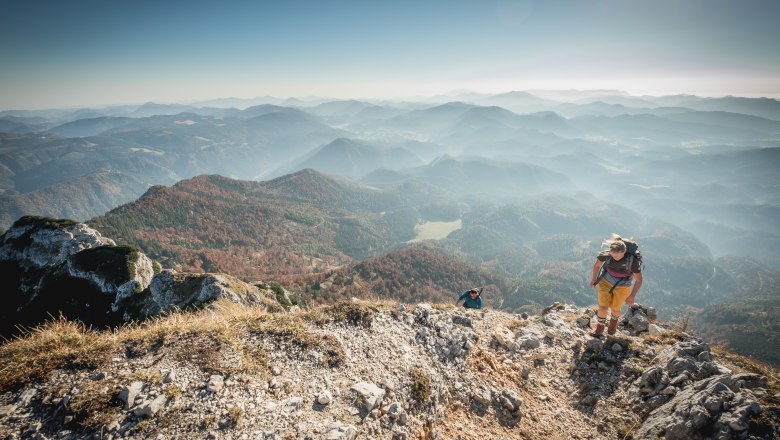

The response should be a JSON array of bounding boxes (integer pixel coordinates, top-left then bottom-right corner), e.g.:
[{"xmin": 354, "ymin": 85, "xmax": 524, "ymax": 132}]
[{"xmin": 625, "ymin": 293, "xmax": 636, "ymax": 306}]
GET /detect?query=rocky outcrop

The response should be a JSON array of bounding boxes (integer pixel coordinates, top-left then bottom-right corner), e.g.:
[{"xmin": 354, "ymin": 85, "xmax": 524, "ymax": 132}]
[
  {"xmin": 620, "ymin": 303, "xmax": 658, "ymax": 335},
  {"xmin": 0, "ymin": 216, "xmax": 276, "ymax": 337},
  {"xmin": 631, "ymin": 339, "xmax": 771, "ymax": 440},
  {"xmin": 0, "ymin": 216, "xmax": 116, "ymax": 271},
  {"xmin": 0, "ymin": 216, "xmax": 132, "ymax": 334},
  {"xmin": 127, "ymin": 270, "xmax": 272, "ymax": 320}
]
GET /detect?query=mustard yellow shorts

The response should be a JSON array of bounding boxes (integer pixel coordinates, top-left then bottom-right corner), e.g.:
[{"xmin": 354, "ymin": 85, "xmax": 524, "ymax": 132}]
[{"xmin": 596, "ymin": 278, "xmax": 631, "ymax": 315}]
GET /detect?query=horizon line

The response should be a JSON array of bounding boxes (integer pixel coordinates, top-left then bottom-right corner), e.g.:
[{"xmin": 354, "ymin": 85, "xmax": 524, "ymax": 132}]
[{"xmin": 2, "ymin": 88, "xmax": 780, "ymax": 112}]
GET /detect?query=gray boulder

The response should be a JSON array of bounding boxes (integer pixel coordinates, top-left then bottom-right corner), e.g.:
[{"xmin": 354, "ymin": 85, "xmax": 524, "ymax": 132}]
[
  {"xmin": 129, "ymin": 270, "xmax": 267, "ymax": 319},
  {"xmin": 636, "ymin": 374, "xmax": 764, "ymax": 440}
]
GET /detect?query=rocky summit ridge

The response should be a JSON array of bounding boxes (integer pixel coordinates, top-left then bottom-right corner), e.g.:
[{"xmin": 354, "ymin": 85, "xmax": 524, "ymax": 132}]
[
  {"xmin": 0, "ymin": 300, "xmax": 778, "ymax": 440},
  {"xmin": 0, "ymin": 216, "xmax": 778, "ymax": 439}
]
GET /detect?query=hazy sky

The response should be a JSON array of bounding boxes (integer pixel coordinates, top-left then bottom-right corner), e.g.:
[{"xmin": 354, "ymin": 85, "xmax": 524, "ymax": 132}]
[{"xmin": 2, "ymin": 0, "xmax": 779, "ymax": 109}]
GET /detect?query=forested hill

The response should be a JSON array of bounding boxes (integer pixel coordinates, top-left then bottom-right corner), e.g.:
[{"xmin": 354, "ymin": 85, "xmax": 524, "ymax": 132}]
[
  {"xmin": 89, "ymin": 169, "xmax": 441, "ymax": 279},
  {"xmin": 297, "ymin": 245, "xmax": 516, "ymax": 307}
]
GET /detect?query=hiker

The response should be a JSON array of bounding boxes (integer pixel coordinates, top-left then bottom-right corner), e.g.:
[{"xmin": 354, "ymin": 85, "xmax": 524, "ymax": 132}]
[
  {"xmin": 456, "ymin": 287, "xmax": 483, "ymax": 309},
  {"xmin": 588, "ymin": 235, "xmax": 643, "ymax": 336}
]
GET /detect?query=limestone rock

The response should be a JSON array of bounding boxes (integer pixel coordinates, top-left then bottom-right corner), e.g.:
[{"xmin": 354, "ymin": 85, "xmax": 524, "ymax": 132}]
[
  {"xmin": 132, "ymin": 270, "xmax": 265, "ymax": 319},
  {"xmin": 350, "ymin": 382, "xmax": 385, "ymax": 412}
]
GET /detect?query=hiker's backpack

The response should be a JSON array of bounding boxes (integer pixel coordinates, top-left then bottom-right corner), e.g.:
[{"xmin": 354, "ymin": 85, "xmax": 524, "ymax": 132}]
[{"xmin": 622, "ymin": 238, "xmax": 643, "ymax": 272}]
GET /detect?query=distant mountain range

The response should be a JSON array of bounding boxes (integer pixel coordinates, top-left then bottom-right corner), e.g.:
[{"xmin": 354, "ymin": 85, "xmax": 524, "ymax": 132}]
[
  {"xmin": 278, "ymin": 137, "xmax": 424, "ymax": 178},
  {"xmin": 2, "ymin": 90, "xmax": 778, "ymax": 266}
]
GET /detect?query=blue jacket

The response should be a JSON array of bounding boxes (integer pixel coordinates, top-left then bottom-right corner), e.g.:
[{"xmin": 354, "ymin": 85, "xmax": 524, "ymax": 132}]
[{"xmin": 458, "ymin": 290, "xmax": 482, "ymax": 309}]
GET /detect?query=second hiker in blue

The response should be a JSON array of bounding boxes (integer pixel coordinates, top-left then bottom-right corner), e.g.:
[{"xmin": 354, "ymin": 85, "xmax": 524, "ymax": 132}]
[{"xmin": 456, "ymin": 287, "xmax": 483, "ymax": 309}]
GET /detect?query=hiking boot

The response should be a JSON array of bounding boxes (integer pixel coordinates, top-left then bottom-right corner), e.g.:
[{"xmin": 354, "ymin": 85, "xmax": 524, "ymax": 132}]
[
  {"xmin": 592, "ymin": 317, "xmax": 606, "ymax": 337},
  {"xmin": 607, "ymin": 317, "xmax": 619, "ymax": 335}
]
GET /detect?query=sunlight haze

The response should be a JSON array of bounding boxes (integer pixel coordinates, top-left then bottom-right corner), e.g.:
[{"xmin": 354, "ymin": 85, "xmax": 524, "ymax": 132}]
[{"xmin": 1, "ymin": 0, "xmax": 779, "ymax": 109}]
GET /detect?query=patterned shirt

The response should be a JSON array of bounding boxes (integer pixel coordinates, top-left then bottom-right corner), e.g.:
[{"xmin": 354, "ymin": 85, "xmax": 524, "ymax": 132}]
[{"xmin": 597, "ymin": 251, "xmax": 642, "ymax": 285}]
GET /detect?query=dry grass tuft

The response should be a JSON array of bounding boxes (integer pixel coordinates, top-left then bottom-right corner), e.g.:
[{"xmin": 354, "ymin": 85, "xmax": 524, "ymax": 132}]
[
  {"xmin": 130, "ymin": 369, "xmax": 164, "ymax": 386},
  {"xmin": 126, "ymin": 301, "xmax": 277, "ymax": 375},
  {"xmin": 431, "ymin": 303, "xmax": 456, "ymax": 311},
  {"xmin": 164, "ymin": 384, "xmax": 182, "ymax": 401},
  {"xmin": 246, "ymin": 312, "xmax": 346, "ymax": 368},
  {"xmin": 615, "ymin": 414, "xmax": 642, "ymax": 440},
  {"xmin": 0, "ymin": 299, "xmax": 354, "ymax": 393},
  {"xmin": 506, "ymin": 319, "xmax": 530, "ymax": 331},
  {"xmin": 67, "ymin": 380, "xmax": 124, "ymax": 431},
  {"xmin": 226, "ymin": 406, "xmax": 244, "ymax": 427},
  {"xmin": 307, "ymin": 301, "xmax": 380, "ymax": 328},
  {"xmin": 641, "ymin": 328, "xmax": 688, "ymax": 347},
  {"xmin": 201, "ymin": 415, "xmax": 218, "ymax": 431},
  {"xmin": 0, "ymin": 300, "xmax": 271, "ymax": 391},
  {"xmin": 0, "ymin": 317, "xmax": 117, "ymax": 392},
  {"xmin": 119, "ymin": 299, "xmax": 260, "ymax": 344}
]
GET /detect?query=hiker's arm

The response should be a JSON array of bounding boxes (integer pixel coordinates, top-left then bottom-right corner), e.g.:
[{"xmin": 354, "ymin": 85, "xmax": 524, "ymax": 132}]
[
  {"xmin": 626, "ymin": 272, "xmax": 643, "ymax": 305},
  {"xmin": 589, "ymin": 259, "xmax": 601, "ymax": 288}
]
